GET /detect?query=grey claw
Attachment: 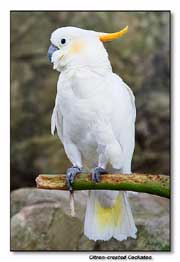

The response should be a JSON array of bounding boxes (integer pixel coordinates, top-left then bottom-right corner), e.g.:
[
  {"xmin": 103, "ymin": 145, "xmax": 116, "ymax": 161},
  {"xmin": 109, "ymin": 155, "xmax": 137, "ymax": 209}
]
[
  {"xmin": 92, "ymin": 167, "xmax": 107, "ymax": 183},
  {"xmin": 66, "ymin": 166, "xmax": 81, "ymax": 192}
]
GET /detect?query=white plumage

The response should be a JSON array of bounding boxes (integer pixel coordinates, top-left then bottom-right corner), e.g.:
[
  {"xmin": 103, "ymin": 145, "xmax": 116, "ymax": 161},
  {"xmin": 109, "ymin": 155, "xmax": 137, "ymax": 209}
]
[{"xmin": 49, "ymin": 26, "xmax": 137, "ymax": 241}]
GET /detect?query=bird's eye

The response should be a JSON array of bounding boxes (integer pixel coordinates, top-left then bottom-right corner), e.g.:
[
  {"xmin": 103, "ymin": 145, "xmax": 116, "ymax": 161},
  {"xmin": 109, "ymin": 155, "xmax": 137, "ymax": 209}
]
[{"xmin": 61, "ymin": 38, "xmax": 66, "ymax": 45}]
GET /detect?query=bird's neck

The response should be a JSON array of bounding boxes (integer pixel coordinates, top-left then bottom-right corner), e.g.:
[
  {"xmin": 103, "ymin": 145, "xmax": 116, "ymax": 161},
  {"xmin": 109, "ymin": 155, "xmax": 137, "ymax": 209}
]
[
  {"xmin": 58, "ymin": 65, "xmax": 112, "ymax": 99},
  {"xmin": 62, "ymin": 49, "xmax": 112, "ymax": 76},
  {"xmin": 62, "ymin": 62, "xmax": 112, "ymax": 77}
]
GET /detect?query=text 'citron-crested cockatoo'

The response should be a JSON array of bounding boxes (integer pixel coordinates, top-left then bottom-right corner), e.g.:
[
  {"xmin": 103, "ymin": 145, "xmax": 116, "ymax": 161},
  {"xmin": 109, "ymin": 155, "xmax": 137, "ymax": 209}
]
[{"xmin": 48, "ymin": 26, "xmax": 137, "ymax": 241}]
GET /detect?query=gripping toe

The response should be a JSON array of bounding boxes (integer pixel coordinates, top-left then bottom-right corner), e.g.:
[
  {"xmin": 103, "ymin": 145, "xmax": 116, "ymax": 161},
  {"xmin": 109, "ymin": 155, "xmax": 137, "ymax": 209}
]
[
  {"xmin": 66, "ymin": 166, "xmax": 81, "ymax": 192},
  {"xmin": 92, "ymin": 167, "xmax": 107, "ymax": 182}
]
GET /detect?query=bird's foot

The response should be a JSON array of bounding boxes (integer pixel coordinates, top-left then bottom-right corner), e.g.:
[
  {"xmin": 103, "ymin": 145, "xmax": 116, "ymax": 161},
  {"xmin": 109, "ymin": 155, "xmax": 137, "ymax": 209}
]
[
  {"xmin": 66, "ymin": 166, "xmax": 81, "ymax": 192},
  {"xmin": 92, "ymin": 167, "xmax": 107, "ymax": 182}
]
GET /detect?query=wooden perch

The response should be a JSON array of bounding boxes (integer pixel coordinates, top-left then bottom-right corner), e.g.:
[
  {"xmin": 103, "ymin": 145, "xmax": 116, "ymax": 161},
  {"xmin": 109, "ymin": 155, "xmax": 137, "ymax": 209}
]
[{"xmin": 36, "ymin": 173, "xmax": 170, "ymax": 199}]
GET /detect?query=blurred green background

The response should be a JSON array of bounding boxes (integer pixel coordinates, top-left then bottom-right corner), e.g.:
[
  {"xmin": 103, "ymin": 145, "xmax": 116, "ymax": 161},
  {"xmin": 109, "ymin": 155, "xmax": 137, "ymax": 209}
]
[{"xmin": 10, "ymin": 11, "xmax": 170, "ymax": 190}]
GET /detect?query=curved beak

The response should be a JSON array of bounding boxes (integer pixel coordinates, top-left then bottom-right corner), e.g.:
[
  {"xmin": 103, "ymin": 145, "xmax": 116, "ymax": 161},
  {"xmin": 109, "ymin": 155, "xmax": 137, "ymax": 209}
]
[
  {"xmin": 99, "ymin": 26, "xmax": 128, "ymax": 42},
  {"xmin": 48, "ymin": 44, "xmax": 58, "ymax": 63}
]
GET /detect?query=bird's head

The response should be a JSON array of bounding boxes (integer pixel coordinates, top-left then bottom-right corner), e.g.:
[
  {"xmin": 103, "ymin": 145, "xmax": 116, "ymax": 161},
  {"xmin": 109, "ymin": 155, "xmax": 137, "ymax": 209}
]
[{"xmin": 48, "ymin": 26, "xmax": 128, "ymax": 72}]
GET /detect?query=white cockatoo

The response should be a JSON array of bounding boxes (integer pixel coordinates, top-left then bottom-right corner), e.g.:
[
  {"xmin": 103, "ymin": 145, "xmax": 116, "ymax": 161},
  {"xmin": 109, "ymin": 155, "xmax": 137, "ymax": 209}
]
[{"xmin": 48, "ymin": 26, "xmax": 137, "ymax": 241}]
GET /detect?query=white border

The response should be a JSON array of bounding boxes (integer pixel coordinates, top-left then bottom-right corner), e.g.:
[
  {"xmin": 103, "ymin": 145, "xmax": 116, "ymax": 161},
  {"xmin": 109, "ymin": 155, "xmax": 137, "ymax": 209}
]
[{"xmin": 0, "ymin": 0, "xmax": 179, "ymax": 261}]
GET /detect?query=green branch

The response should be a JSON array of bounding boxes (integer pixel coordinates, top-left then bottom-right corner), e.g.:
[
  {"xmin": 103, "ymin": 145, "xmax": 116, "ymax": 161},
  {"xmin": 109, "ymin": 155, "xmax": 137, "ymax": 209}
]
[{"xmin": 36, "ymin": 173, "xmax": 170, "ymax": 199}]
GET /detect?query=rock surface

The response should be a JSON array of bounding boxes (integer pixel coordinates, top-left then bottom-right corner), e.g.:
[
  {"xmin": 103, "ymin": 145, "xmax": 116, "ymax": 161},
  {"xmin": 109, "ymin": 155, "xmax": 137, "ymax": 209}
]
[{"xmin": 11, "ymin": 188, "xmax": 170, "ymax": 251}]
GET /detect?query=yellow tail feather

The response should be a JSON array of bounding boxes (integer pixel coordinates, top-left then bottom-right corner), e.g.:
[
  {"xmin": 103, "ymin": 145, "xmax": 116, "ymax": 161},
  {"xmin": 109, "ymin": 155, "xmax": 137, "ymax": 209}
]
[{"xmin": 95, "ymin": 193, "xmax": 123, "ymax": 231}]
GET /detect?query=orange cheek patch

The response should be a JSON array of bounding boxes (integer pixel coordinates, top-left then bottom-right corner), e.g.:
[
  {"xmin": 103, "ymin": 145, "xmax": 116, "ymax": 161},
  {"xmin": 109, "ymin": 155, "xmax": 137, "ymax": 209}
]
[{"xmin": 70, "ymin": 40, "xmax": 85, "ymax": 55}]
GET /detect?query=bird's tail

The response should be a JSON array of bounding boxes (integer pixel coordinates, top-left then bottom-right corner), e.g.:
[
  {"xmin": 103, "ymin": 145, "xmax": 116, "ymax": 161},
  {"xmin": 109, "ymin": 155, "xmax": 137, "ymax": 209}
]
[{"xmin": 84, "ymin": 190, "xmax": 137, "ymax": 241}]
